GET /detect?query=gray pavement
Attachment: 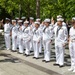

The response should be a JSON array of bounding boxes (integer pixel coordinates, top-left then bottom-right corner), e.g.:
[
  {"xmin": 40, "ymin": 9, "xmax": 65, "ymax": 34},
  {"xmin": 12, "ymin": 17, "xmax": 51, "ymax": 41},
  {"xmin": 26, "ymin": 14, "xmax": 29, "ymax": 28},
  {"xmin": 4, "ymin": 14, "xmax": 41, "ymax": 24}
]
[{"xmin": 0, "ymin": 32, "xmax": 75, "ymax": 75}]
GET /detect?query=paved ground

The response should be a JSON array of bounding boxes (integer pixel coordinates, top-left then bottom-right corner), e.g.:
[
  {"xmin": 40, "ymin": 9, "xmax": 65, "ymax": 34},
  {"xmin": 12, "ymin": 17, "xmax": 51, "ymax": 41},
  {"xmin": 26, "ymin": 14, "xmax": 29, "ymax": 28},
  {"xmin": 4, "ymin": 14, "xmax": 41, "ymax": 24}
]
[{"xmin": 0, "ymin": 32, "xmax": 75, "ymax": 75}]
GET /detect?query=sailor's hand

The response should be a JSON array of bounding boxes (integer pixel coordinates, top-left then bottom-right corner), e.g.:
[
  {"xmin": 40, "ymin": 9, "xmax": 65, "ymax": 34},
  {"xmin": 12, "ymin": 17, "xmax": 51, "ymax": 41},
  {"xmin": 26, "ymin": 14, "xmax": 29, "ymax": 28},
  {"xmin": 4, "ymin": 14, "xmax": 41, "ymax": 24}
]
[
  {"xmin": 62, "ymin": 43, "xmax": 66, "ymax": 47},
  {"xmin": 38, "ymin": 40, "xmax": 40, "ymax": 43}
]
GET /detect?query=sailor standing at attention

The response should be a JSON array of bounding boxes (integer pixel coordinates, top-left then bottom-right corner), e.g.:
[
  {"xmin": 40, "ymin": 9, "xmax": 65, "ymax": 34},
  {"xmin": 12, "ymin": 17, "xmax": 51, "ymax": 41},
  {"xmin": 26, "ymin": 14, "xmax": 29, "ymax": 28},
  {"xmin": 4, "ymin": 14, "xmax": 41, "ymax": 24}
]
[
  {"xmin": 54, "ymin": 15, "xmax": 66, "ymax": 27},
  {"xmin": 68, "ymin": 17, "xmax": 75, "ymax": 72},
  {"xmin": 4, "ymin": 18, "xmax": 12, "ymax": 50},
  {"xmin": 36, "ymin": 18, "xmax": 42, "ymax": 54},
  {"xmin": 33, "ymin": 22, "xmax": 42, "ymax": 59},
  {"xmin": 11, "ymin": 20, "xmax": 18, "ymax": 52},
  {"xmin": 53, "ymin": 18, "xmax": 68, "ymax": 67},
  {"xmin": 17, "ymin": 20, "xmax": 24, "ymax": 54},
  {"xmin": 23, "ymin": 21, "xmax": 31, "ymax": 56},
  {"xmin": 42, "ymin": 19, "xmax": 53, "ymax": 63},
  {"xmin": 29, "ymin": 17, "xmax": 34, "ymax": 52}
]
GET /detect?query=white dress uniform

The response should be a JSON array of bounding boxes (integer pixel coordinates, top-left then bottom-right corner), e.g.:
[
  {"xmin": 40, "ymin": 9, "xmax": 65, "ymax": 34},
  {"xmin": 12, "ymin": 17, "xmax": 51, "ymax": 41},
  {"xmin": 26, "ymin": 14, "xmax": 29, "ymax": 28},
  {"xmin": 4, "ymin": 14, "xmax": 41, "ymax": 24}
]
[
  {"xmin": 33, "ymin": 27, "xmax": 42, "ymax": 58},
  {"xmin": 29, "ymin": 23, "xmax": 35, "ymax": 51},
  {"xmin": 54, "ymin": 22, "xmax": 66, "ymax": 27},
  {"xmin": 17, "ymin": 26, "xmax": 24, "ymax": 53},
  {"xmin": 16, "ymin": 24, "xmax": 20, "ymax": 48},
  {"xmin": 38, "ymin": 24, "xmax": 44, "ymax": 54},
  {"xmin": 12, "ymin": 25, "xmax": 18, "ymax": 51},
  {"xmin": 4, "ymin": 23, "xmax": 12, "ymax": 50},
  {"xmin": 54, "ymin": 26, "xmax": 68, "ymax": 66},
  {"xmin": 23, "ymin": 26, "xmax": 31, "ymax": 55},
  {"xmin": 69, "ymin": 27, "xmax": 75, "ymax": 72},
  {"xmin": 43, "ymin": 26, "xmax": 53, "ymax": 62}
]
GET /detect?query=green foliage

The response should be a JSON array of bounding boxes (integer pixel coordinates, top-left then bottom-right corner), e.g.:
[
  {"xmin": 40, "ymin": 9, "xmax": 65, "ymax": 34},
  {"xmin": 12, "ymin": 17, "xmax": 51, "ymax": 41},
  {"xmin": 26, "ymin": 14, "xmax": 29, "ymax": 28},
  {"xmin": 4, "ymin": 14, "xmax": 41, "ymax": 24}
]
[{"xmin": 0, "ymin": 0, "xmax": 75, "ymax": 20}]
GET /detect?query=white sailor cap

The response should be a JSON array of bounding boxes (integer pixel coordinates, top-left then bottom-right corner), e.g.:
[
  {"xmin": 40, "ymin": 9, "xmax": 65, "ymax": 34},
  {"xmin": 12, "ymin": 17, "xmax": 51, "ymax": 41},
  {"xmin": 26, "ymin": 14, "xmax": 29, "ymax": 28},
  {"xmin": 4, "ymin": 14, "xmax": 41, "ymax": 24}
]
[
  {"xmin": 34, "ymin": 22, "xmax": 40, "ymax": 25},
  {"xmin": 44, "ymin": 19, "xmax": 50, "ymax": 23},
  {"xmin": 36, "ymin": 18, "xmax": 41, "ymax": 21},
  {"xmin": 72, "ymin": 17, "xmax": 75, "ymax": 20},
  {"xmin": 29, "ymin": 17, "xmax": 34, "ymax": 20},
  {"xmin": 57, "ymin": 15, "xmax": 62, "ymax": 19},
  {"xmin": 12, "ymin": 20, "xmax": 16, "ymax": 22},
  {"xmin": 24, "ymin": 21, "xmax": 29, "ymax": 24},
  {"xmin": 15, "ymin": 17, "xmax": 19, "ymax": 20},
  {"xmin": 5, "ymin": 18, "xmax": 10, "ymax": 21},
  {"xmin": 57, "ymin": 18, "xmax": 64, "ymax": 22},
  {"xmin": 18, "ymin": 20, "xmax": 23, "ymax": 22},
  {"xmin": 21, "ymin": 17, "xmax": 26, "ymax": 19}
]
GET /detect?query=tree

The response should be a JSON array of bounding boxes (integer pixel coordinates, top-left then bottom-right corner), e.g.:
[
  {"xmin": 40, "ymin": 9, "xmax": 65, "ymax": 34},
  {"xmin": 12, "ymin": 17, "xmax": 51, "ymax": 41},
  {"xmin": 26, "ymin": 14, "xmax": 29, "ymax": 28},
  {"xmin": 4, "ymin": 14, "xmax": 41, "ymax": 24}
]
[
  {"xmin": 0, "ymin": 0, "xmax": 75, "ymax": 20},
  {"xmin": 36, "ymin": 0, "xmax": 40, "ymax": 18}
]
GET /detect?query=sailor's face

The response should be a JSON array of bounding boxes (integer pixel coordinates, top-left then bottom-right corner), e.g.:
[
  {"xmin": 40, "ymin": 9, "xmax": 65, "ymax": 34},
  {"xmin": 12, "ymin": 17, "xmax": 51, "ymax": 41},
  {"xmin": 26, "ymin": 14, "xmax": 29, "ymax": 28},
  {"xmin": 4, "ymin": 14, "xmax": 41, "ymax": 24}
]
[
  {"xmin": 6, "ymin": 20, "xmax": 10, "ymax": 23},
  {"xmin": 57, "ymin": 21, "xmax": 62, "ymax": 26},
  {"xmin": 25, "ymin": 23, "xmax": 28, "ymax": 27},
  {"xmin": 35, "ymin": 24, "xmax": 39, "ymax": 28},
  {"xmin": 12, "ymin": 22, "xmax": 16, "ymax": 25},
  {"xmin": 18, "ymin": 22, "xmax": 22, "ymax": 26},
  {"xmin": 30, "ymin": 20, "xmax": 33, "ymax": 24},
  {"xmin": 45, "ymin": 22, "xmax": 49, "ymax": 27}
]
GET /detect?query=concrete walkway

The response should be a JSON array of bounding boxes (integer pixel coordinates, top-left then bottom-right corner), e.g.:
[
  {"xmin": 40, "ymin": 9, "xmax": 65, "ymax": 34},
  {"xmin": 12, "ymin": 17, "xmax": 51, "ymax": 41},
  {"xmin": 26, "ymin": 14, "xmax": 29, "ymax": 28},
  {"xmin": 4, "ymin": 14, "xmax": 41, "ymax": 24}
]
[{"xmin": 0, "ymin": 32, "xmax": 75, "ymax": 75}]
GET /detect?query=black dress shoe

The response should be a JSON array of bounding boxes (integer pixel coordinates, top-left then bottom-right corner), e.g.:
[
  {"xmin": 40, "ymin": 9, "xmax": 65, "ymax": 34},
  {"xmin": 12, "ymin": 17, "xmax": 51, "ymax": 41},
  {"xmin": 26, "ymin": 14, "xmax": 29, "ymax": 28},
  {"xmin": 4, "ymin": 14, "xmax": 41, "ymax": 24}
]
[
  {"xmin": 53, "ymin": 63, "xmax": 59, "ymax": 66},
  {"xmin": 23, "ymin": 54, "xmax": 26, "ymax": 56},
  {"xmin": 35, "ymin": 57, "xmax": 39, "ymax": 59},
  {"xmin": 39, "ymin": 53, "xmax": 42, "ymax": 55},
  {"xmin": 25, "ymin": 54, "xmax": 30, "ymax": 57},
  {"xmin": 33, "ymin": 57, "xmax": 36, "ymax": 59},
  {"xmin": 11, "ymin": 50, "xmax": 16, "ymax": 52},
  {"xmin": 59, "ymin": 65, "xmax": 64, "ymax": 68},
  {"xmin": 30, "ymin": 51, "xmax": 33, "ymax": 53},
  {"xmin": 18, "ymin": 52, "xmax": 23, "ymax": 54},
  {"xmin": 45, "ymin": 61, "xmax": 50, "ymax": 63},
  {"xmin": 42, "ymin": 60, "xmax": 45, "ymax": 62}
]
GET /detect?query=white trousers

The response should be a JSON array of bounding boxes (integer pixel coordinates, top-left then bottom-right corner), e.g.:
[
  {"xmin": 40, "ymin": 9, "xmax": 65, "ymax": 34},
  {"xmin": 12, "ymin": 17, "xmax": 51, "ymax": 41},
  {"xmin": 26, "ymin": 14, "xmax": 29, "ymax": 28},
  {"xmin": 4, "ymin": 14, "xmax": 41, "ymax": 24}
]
[
  {"xmin": 39, "ymin": 39, "xmax": 42, "ymax": 53},
  {"xmin": 43, "ymin": 40, "xmax": 51, "ymax": 61},
  {"xmin": 24, "ymin": 40, "xmax": 30, "ymax": 55},
  {"xmin": 29, "ymin": 39, "xmax": 33, "ymax": 51},
  {"xmin": 69, "ymin": 42, "xmax": 75, "ymax": 69},
  {"xmin": 18, "ymin": 36, "xmax": 23, "ymax": 53},
  {"xmin": 33, "ymin": 41, "xmax": 40, "ymax": 58},
  {"xmin": 16, "ymin": 36, "xmax": 19, "ymax": 48},
  {"xmin": 4, "ymin": 33, "xmax": 11, "ymax": 49},
  {"xmin": 23, "ymin": 40, "xmax": 26, "ymax": 49},
  {"xmin": 12, "ymin": 35, "xmax": 17, "ymax": 51},
  {"xmin": 55, "ymin": 42, "xmax": 65, "ymax": 65}
]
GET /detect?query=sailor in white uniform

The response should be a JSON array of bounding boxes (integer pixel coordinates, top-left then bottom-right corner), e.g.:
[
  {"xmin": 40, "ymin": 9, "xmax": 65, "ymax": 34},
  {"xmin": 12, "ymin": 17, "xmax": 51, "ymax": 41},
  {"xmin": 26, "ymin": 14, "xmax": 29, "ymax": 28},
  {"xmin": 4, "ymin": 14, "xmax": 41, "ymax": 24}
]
[
  {"xmin": 29, "ymin": 17, "xmax": 34, "ymax": 51},
  {"xmin": 42, "ymin": 19, "xmax": 53, "ymax": 62},
  {"xmin": 4, "ymin": 18, "xmax": 12, "ymax": 50},
  {"xmin": 23, "ymin": 21, "xmax": 31, "ymax": 56},
  {"xmin": 53, "ymin": 18, "xmax": 68, "ymax": 67},
  {"xmin": 11, "ymin": 20, "xmax": 18, "ymax": 51},
  {"xmin": 54, "ymin": 15, "xmax": 66, "ymax": 27},
  {"xmin": 36, "ymin": 18, "xmax": 43, "ymax": 54},
  {"xmin": 68, "ymin": 18, "xmax": 75, "ymax": 72},
  {"xmin": 33, "ymin": 22, "xmax": 42, "ymax": 59},
  {"xmin": 17, "ymin": 20, "xmax": 24, "ymax": 54}
]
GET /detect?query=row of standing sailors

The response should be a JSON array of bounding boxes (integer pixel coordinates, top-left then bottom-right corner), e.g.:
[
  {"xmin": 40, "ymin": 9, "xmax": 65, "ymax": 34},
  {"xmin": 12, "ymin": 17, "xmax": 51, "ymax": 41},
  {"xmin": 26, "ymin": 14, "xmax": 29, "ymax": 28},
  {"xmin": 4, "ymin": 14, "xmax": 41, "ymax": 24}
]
[{"xmin": 3, "ymin": 17, "xmax": 75, "ymax": 72}]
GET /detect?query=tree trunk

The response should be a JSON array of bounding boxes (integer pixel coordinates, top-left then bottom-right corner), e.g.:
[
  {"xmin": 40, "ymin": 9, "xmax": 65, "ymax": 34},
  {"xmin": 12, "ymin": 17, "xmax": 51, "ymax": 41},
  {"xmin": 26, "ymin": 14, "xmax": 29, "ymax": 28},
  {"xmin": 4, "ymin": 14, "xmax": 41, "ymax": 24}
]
[{"xmin": 36, "ymin": 0, "xmax": 40, "ymax": 18}]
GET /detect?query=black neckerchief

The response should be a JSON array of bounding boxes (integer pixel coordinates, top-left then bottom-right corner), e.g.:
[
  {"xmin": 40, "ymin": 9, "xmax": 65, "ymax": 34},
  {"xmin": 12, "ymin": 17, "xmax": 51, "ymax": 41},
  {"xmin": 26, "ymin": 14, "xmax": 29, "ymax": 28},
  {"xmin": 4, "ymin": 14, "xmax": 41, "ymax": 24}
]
[
  {"xmin": 23, "ymin": 26, "xmax": 28, "ymax": 32},
  {"xmin": 43, "ymin": 26, "xmax": 49, "ymax": 33},
  {"xmin": 56, "ymin": 26, "xmax": 61, "ymax": 37}
]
